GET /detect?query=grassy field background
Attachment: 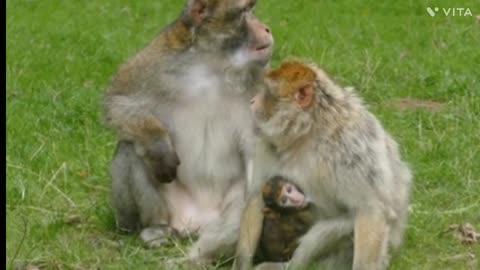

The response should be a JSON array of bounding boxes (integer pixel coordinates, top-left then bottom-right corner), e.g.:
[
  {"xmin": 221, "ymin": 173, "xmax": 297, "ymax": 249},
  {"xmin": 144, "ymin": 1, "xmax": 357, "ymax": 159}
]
[{"xmin": 6, "ymin": 0, "xmax": 480, "ymax": 269}]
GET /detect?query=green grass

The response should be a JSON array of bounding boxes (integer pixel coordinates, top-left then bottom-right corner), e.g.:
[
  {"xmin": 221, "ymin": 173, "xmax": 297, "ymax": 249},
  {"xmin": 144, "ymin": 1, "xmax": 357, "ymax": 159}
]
[{"xmin": 6, "ymin": 0, "xmax": 480, "ymax": 269}]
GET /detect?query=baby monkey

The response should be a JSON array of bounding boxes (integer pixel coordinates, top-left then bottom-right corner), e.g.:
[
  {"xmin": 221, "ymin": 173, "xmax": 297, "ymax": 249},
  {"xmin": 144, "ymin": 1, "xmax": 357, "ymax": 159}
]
[{"xmin": 254, "ymin": 176, "xmax": 316, "ymax": 263}]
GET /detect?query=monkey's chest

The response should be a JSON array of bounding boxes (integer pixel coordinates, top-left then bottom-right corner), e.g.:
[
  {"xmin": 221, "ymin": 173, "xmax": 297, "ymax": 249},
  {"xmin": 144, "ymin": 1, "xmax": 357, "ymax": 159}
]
[
  {"xmin": 165, "ymin": 98, "xmax": 252, "ymax": 233},
  {"xmin": 172, "ymin": 98, "xmax": 252, "ymax": 181}
]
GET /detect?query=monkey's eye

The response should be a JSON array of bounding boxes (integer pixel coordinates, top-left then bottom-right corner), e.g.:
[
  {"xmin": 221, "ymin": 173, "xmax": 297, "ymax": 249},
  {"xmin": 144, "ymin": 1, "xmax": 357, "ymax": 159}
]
[
  {"xmin": 286, "ymin": 185, "xmax": 292, "ymax": 193},
  {"xmin": 243, "ymin": 1, "xmax": 256, "ymax": 12},
  {"xmin": 241, "ymin": 6, "xmax": 250, "ymax": 13}
]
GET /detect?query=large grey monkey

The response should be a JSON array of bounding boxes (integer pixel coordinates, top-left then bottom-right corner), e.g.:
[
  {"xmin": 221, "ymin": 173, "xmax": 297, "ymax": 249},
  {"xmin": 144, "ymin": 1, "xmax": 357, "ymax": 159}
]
[{"xmin": 103, "ymin": 0, "xmax": 274, "ymax": 263}]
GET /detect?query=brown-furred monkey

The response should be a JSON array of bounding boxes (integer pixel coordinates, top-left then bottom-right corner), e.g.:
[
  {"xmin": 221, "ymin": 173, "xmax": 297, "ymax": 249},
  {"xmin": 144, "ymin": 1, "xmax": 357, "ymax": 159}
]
[
  {"xmin": 255, "ymin": 175, "xmax": 316, "ymax": 264},
  {"xmin": 103, "ymin": 0, "xmax": 274, "ymax": 263},
  {"xmin": 235, "ymin": 61, "xmax": 412, "ymax": 270}
]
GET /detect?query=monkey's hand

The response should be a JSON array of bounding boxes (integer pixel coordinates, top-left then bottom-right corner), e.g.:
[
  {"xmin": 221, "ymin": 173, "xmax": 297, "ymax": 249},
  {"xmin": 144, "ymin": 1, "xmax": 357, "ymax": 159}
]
[
  {"xmin": 254, "ymin": 262, "xmax": 287, "ymax": 270},
  {"xmin": 262, "ymin": 207, "xmax": 279, "ymax": 219},
  {"xmin": 134, "ymin": 136, "xmax": 180, "ymax": 183},
  {"xmin": 262, "ymin": 207, "xmax": 272, "ymax": 214}
]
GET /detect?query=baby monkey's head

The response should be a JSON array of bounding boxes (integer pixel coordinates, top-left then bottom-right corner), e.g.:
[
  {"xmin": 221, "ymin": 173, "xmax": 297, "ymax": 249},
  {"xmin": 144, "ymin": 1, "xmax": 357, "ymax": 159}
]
[{"xmin": 262, "ymin": 176, "xmax": 308, "ymax": 211}]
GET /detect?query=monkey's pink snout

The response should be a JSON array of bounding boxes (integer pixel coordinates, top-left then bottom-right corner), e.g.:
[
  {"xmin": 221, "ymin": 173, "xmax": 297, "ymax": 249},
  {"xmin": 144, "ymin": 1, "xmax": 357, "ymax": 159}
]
[{"xmin": 289, "ymin": 191, "xmax": 306, "ymax": 207}]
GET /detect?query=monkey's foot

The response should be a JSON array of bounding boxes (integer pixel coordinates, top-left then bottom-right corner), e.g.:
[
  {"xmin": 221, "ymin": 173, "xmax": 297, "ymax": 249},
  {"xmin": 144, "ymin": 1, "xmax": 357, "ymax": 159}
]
[
  {"xmin": 140, "ymin": 225, "xmax": 176, "ymax": 248},
  {"xmin": 254, "ymin": 262, "xmax": 287, "ymax": 270}
]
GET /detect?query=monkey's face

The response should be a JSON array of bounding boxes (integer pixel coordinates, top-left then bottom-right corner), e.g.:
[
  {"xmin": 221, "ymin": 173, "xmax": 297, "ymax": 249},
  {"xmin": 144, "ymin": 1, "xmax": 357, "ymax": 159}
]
[
  {"xmin": 250, "ymin": 62, "xmax": 317, "ymax": 145},
  {"xmin": 192, "ymin": 0, "xmax": 274, "ymax": 66},
  {"xmin": 262, "ymin": 177, "xmax": 308, "ymax": 210},
  {"xmin": 278, "ymin": 183, "xmax": 307, "ymax": 209}
]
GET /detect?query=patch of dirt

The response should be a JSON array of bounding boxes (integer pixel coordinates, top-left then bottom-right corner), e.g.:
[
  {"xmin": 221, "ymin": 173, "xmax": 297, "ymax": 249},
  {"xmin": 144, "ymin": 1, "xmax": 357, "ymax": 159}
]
[
  {"xmin": 447, "ymin": 223, "xmax": 480, "ymax": 245},
  {"xmin": 388, "ymin": 98, "xmax": 447, "ymax": 113}
]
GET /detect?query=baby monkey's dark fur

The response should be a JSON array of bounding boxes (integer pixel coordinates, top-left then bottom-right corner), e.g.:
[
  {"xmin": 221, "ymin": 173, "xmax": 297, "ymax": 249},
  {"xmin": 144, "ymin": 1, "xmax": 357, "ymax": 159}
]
[{"xmin": 255, "ymin": 176, "xmax": 316, "ymax": 263}]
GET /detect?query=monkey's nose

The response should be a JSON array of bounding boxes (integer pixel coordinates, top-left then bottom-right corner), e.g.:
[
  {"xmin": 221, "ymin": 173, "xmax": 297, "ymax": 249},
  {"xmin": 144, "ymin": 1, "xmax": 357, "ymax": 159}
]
[{"xmin": 250, "ymin": 98, "xmax": 255, "ymax": 104}]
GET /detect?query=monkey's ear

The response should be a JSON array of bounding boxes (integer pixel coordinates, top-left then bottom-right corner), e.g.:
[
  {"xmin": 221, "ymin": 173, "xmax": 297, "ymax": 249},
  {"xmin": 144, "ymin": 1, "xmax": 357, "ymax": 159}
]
[
  {"xmin": 294, "ymin": 84, "xmax": 314, "ymax": 109},
  {"xmin": 187, "ymin": 0, "xmax": 209, "ymax": 26}
]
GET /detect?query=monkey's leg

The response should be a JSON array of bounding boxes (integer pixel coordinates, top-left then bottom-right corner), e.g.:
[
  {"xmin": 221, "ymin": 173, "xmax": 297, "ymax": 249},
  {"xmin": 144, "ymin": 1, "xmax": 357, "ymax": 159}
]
[
  {"xmin": 111, "ymin": 141, "xmax": 141, "ymax": 232},
  {"xmin": 132, "ymin": 162, "xmax": 173, "ymax": 248},
  {"xmin": 115, "ymin": 141, "xmax": 174, "ymax": 248},
  {"xmin": 287, "ymin": 217, "xmax": 354, "ymax": 270},
  {"xmin": 352, "ymin": 208, "xmax": 389, "ymax": 270},
  {"xmin": 188, "ymin": 191, "xmax": 246, "ymax": 263}
]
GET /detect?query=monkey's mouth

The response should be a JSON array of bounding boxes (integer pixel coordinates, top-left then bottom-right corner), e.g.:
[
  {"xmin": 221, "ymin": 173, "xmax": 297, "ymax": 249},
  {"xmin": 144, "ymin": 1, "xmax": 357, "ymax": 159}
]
[
  {"xmin": 255, "ymin": 43, "xmax": 271, "ymax": 51},
  {"xmin": 250, "ymin": 42, "xmax": 273, "ymax": 64},
  {"xmin": 291, "ymin": 197, "xmax": 307, "ymax": 209}
]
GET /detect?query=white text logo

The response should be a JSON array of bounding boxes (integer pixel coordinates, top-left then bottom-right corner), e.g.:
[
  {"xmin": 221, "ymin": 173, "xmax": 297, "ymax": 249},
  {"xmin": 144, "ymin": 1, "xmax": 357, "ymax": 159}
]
[{"xmin": 426, "ymin": 7, "xmax": 473, "ymax": 17}]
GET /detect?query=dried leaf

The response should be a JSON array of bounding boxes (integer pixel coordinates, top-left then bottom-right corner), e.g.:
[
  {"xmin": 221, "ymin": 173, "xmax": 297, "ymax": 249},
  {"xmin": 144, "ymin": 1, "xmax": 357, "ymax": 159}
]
[
  {"xmin": 78, "ymin": 170, "xmax": 90, "ymax": 178},
  {"xmin": 447, "ymin": 223, "xmax": 480, "ymax": 245}
]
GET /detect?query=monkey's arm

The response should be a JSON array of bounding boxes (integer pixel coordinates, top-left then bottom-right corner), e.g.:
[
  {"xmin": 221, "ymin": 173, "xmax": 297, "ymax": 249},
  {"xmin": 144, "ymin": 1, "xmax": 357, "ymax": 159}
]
[
  {"xmin": 102, "ymin": 37, "xmax": 181, "ymax": 144},
  {"xmin": 235, "ymin": 194, "xmax": 264, "ymax": 270},
  {"xmin": 103, "ymin": 89, "xmax": 169, "ymax": 143},
  {"xmin": 235, "ymin": 137, "xmax": 276, "ymax": 270},
  {"xmin": 287, "ymin": 216, "xmax": 354, "ymax": 270},
  {"xmin": 336, "ymin": 149, "xmax": 393, "ymax": 270},
  {"xmin": 246, "ymin": 139, "xmax": 276, "ymax": 195}
]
